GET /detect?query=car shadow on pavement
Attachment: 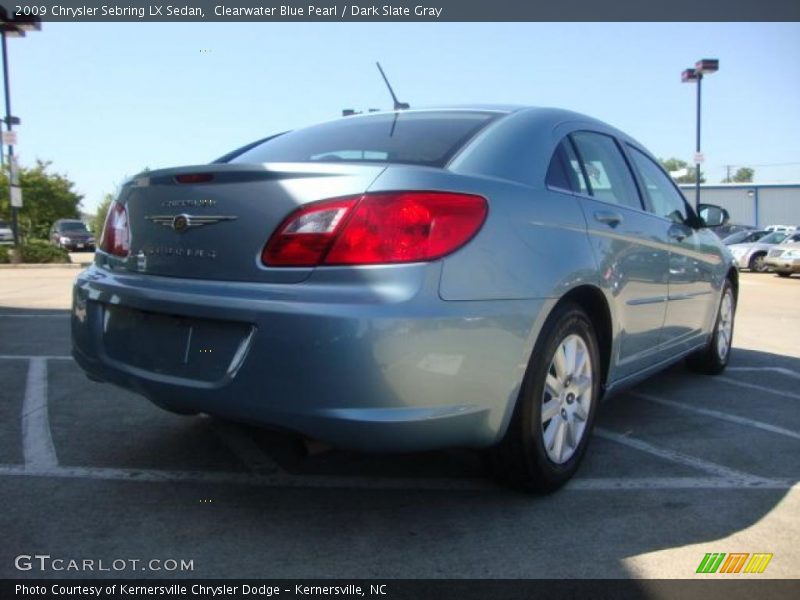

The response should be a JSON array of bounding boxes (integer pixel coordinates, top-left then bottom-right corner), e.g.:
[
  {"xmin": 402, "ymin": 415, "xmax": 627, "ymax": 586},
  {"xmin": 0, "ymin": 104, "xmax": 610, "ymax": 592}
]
[{"xmin": 3, "ymin": 316, "xmax": 799, "ymax": 578}]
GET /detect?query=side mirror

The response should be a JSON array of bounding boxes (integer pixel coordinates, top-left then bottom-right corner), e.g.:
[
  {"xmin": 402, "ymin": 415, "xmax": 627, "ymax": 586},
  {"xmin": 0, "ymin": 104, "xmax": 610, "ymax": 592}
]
[{"xmin": 698, "ymin": 203, "xmax": 729, "ymax": 228}]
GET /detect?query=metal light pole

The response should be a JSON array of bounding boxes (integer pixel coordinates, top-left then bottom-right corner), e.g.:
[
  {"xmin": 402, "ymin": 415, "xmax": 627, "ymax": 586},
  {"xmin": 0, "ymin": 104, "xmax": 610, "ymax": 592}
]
[
  {"xmin": 0, "ymin": 10, "xmax": 40, "ymax": 246},
  {"xmin": 1, "ymin": 29, "xmax": 19, "ymax": 245},
  {"xmin": 681, "ymin": 59, "xmax": 719, "ymax": 211}
]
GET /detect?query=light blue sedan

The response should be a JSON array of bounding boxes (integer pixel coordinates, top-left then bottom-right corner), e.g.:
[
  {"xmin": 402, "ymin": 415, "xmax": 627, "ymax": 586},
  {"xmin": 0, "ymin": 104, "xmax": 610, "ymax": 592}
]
[{"xmin": 72, "ymin": 107, "xmax": 737, "ymax": 492}]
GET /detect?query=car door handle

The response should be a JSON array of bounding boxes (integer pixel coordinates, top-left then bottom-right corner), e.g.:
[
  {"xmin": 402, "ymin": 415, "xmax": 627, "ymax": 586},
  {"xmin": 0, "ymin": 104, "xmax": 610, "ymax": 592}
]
[{"xmin": 594, "ymin": 211, "xmax": 623, "ymax": 228}]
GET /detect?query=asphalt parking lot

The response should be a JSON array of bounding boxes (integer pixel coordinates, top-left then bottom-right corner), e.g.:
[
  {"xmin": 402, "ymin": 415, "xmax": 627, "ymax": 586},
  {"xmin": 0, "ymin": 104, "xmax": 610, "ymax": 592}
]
[{"xmin": 0, "ymin": 267, "xmax": 798, "ymax": 579}]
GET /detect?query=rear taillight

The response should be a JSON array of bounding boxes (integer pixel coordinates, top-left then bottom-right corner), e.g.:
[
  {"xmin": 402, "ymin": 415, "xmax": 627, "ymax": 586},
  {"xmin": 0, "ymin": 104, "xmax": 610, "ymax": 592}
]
[
  {"xmin": 100, "ymin": 201, "xmax": 131, "ymax": 257},
  {"xmin": 262, "ymin": 191, "xmax": 487, "ymax": 267}
]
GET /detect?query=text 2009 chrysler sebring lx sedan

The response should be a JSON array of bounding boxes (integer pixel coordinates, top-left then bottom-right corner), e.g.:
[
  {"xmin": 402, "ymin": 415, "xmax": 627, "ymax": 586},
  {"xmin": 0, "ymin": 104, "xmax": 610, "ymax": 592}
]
[{"xmin": 72, "ymin": 107, "xmax": 737, "ymax": 492}]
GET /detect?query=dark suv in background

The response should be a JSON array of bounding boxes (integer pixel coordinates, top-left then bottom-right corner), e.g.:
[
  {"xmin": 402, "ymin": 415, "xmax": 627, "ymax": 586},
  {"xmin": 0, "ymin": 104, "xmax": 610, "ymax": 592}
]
[{"xmin": 50, "ymin": 219, "xmax": 96, "ymax": 251}]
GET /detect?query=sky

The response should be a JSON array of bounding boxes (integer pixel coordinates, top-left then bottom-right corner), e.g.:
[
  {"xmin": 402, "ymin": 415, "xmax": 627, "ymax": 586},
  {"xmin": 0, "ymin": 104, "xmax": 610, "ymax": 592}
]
[{"xmin": 4, "ymin": 22, "xmax": 800, "ymax": 213}]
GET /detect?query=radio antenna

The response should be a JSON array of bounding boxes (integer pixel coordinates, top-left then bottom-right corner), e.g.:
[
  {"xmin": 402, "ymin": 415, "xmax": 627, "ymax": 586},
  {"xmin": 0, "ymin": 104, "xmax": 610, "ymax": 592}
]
[{"xmin": 376, "ymin": 62, "xmax": 410, "ymax": 111}]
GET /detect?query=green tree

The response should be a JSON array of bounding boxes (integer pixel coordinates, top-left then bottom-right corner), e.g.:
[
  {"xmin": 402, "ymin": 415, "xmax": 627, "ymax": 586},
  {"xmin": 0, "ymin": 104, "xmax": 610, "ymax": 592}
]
[
  {"xmin": 724, "ymin": 167, "xmax": 754, "ymax": 183},
  {"xmin": 0, "ymin": 160, "xmax": 83, "ymax": 241},
  {"xmin": 92, "ymin": 193, "xmax": 114, "ymax": 237},
  {"xmin": 659, "ymin": 158, "xmax": 706, "ymax": 184}
]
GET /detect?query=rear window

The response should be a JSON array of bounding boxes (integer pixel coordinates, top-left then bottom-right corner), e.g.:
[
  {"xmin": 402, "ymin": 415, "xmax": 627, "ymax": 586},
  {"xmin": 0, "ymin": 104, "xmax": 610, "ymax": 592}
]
[{"xmin": 229, "ymin": 111, "xmax": 499, "ymax": 168}]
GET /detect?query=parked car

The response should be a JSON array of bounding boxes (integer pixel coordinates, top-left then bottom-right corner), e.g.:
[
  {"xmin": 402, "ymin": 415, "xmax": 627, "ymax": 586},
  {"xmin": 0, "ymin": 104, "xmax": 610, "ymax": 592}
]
[
  {"xmin": 50, "ymin": 219, "xmax": 96, "ymax": 251},
  {"xmin": 0, "ymin": 219, "xmax": 12, "ymax": 245},
  {"xmin": 709, "ymin": 223, "xmax": 754, "ymax": 238},
  {"xmin": 72, "ymin": 106, "xmax": 737, "ymax": 492},
  {"xmin": 764, "ymin": 224, "xmax": 797, "ymax": 233},
  {"xmin": 729, "ymin": 230, "xmax": 800, "ymax": 272},
  {"xmin": 765, "ymin": 242, "xmax": 800, "ymax": 278},
  {"xmin": 721, "ymin": 229, "xmax": 769, "ymax": 246}
]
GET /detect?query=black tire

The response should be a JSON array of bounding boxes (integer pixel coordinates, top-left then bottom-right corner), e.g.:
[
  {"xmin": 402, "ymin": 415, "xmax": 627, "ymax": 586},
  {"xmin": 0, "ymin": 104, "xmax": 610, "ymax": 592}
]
[
  {"xmin": 776, "ymin": 272, "xmax": 791, "ymax": 278},
  {"xmin": 686, "ymin": 279, "xmax": 736, "ymax": 375},
  {"xmin": 748, "ymin": 253, "xmax": 768, "ymax": 273},
  {"xmin": 488, "ymin": 303, "xmax": 601, "ymax": 493}
]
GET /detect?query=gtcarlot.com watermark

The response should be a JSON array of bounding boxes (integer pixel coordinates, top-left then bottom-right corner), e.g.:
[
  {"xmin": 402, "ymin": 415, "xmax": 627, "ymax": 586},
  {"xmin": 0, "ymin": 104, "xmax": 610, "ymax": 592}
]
[{"xmin": 14, "ymin": 554, "xmax": 194, "ymax": 573}]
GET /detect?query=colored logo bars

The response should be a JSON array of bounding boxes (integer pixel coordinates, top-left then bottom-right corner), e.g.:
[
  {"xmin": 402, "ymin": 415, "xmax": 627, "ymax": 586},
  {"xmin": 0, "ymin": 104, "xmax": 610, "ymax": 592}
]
[{"xmin": 696, "ymin": 552, "xmax": 773, "ymax": 574}]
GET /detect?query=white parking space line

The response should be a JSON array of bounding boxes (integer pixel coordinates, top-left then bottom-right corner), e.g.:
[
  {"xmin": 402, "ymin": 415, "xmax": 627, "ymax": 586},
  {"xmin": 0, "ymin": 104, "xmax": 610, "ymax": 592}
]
[
  {"xmin": 4, "ymin": 355, "xmax": 795, "ymax": 493},
  {"xmin": 21, "ymin": 358, "xmax": 58, "ymax": 468},
  {"xmin": 566, "ymin": 477, "xmax": 797, "ymax": 491},
  {"xmin": 210, "ymin": 419, "xmax": 282, "ymax": 474},
  {"xmin": 718, "ymin": 376, "xmax": 800, "ymax": 401},
  {"xmin": 728, "ymin": 366, "xmax": 800, "ymax": 381},
  {"xmin": 0, "ymin": 464, "xmax": 795, "ymax": 491},
  {"xmin": 594, "ymin": 428, "xmax": 768, "ymax": 483},
  {"xmin": 630, "ymin": 392, "xmax": 800, "ymax": 441},
  {"xmin": 0, "ymin": 355, "xmax": 72, "ymax": 360}
]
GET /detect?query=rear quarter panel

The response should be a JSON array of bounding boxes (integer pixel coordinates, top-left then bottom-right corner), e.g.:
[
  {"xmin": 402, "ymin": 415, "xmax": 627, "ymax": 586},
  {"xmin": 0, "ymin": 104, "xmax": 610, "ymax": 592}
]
[{"xmin": 370, "ymin": 112, "xmax": 599, "ymax": 303}]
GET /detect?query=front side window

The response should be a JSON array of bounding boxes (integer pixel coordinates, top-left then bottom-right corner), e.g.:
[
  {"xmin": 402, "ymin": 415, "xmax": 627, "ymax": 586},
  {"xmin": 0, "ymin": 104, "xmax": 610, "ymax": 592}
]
[
  {"xmin": 627, "ymin": 147, "xmax": 690, "ymax": 224},
  {"xmin": 569, "ymin": 132, "xmax": 642, "ymax": 210}
]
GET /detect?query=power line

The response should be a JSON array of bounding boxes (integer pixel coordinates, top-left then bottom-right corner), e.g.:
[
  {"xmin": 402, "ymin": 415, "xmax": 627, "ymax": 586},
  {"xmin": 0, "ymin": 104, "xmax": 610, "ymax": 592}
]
[{"xmin": 721, "ymin": 162, "xmax": 800, "ymax": 168}]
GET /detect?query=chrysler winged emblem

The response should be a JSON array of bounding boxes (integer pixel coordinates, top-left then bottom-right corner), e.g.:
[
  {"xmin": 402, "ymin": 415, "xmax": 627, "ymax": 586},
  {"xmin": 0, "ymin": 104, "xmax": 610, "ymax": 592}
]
[{"xmin": 145, "ymin": 213, "xmax": 237, "ymax": 232}]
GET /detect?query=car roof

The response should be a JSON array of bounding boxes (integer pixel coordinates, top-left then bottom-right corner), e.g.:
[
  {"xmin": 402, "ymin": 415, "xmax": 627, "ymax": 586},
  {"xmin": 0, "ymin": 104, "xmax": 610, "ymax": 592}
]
[
  {"xmin": 223, "ymin": 106, "xmax": 649, "ymax": 188},
  {"xmin": 341, "ymin": 105, "xmax": 612, "ymax": 126}
]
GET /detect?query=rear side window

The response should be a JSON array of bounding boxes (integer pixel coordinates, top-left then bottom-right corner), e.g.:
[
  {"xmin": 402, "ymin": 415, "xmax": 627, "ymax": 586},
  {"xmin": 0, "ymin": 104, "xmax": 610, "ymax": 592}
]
[
  {"xmin": 570, "ymin": 132, "xmax": 642, "ymax": 210},
  {"xmin": 545, "ymin": 140, "xmax": 589, "ymax": 194},
  {"xmin": 545, "ymin": 143, "xmax": 572, "ymax": 191},
  {"xmin": 230, "ymin": 111, "xmax": 499, "ymax": 167},
  {"xmin": 627, "ymin": 146, "xmax": 689, "ymax": 223}
]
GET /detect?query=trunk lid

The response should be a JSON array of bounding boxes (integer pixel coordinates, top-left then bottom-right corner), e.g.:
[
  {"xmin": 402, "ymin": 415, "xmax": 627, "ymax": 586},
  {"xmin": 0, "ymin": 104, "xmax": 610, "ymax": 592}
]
[{"xmin": 108, "ymin": 163, "xmax": 386, "ymax": 283}]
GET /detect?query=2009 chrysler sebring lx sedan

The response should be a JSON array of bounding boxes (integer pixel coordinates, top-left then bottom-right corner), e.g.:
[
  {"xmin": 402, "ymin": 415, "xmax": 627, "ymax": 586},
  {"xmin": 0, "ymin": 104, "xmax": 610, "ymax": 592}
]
[{"xmin": 72, "ymin": 106, "xmax": 737, "ymax": 492}]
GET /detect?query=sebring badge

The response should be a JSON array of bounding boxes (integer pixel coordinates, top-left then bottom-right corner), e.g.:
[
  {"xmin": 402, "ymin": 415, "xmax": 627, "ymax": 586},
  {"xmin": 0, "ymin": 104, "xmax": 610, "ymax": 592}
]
[{"xmin": 145, "ymin": 213, "xmax": 237, "ymax": 232}]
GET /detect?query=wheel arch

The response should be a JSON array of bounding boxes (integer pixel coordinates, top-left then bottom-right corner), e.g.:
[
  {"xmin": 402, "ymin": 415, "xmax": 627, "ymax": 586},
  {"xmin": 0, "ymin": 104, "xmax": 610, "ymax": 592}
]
[
  {"xmin": 726, "ymin": 266, "xmax": 739, "ymax": 302},
  {"xmin": 555, "ymin": 284, "xmax": 613, "ymax": 392},
  {"xmin": 748, "ymin": 250, "xmax": 767, "ymax": 269}
]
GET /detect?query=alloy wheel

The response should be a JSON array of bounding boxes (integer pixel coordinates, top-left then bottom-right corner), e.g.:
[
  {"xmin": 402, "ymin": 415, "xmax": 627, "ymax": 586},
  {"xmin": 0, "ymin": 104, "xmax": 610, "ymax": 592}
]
[
  {"xmin": 716, "ymin": 289, "xmax": 734, "ymax": 360},
  {"xmin": 540, "ymin": 334, "xmax": 593, "ymax": 464}
]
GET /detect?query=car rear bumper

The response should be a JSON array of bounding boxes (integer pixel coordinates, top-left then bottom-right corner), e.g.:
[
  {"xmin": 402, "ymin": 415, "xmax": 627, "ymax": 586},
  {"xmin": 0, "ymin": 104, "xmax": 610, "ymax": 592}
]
[
  {"xmin": 765, "ymin": 257, "xmax": 800, "ymax": 273},
  {"xmin": 61, "ymin": 242, "xmax": 95, "ymax": 251},
  {"xmin": 72, "ymin": 264, "xmax": 549, "ymax": 451}
]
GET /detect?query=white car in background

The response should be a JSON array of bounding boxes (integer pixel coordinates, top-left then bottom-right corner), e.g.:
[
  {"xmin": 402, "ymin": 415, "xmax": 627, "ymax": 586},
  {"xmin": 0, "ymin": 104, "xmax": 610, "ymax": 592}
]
[
  {"xmin": 0, "ymin": 219, "xmax": 13, "ymax": 245},
  {"xmin": 728, "ymin": 230, "xmax": 800, "ymax": 272},
  {"xmin": 765, "ymin": 224, "xmax": 797, "ymax": 233}
]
